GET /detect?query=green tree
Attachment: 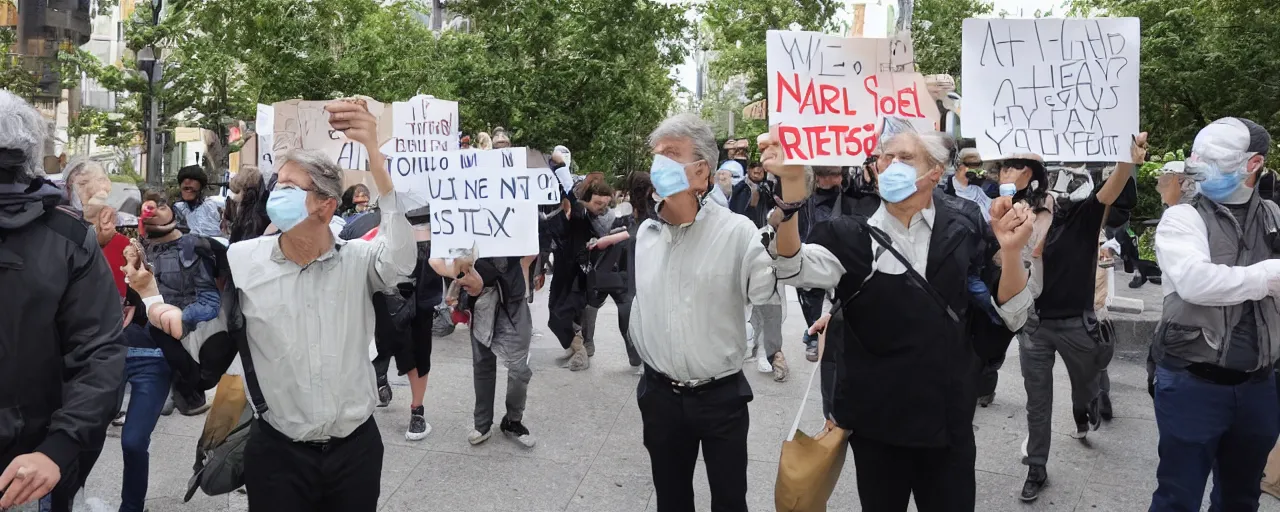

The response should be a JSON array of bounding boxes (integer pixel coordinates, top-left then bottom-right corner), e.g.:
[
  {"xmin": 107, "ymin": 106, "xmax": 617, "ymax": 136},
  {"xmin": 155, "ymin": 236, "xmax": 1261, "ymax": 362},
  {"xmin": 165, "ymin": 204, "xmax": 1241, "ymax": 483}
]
[
  {"xmin": 911, "ymin": 0, "xmax": 993, "ymax": 77},
  {"xmin": 1070, "ymin": 0, "xmax": 1280, "ymax": 156},
  {"xmin": 0, "ymin": 27, "xmax": 38, "ymax": 100},
  {"xmin": 699, "ymin": 0, "xmax": 841, "ymax": 101},
  {"xmin": 448, "ymin": 0, "xmax": 689, "ymax": 177}
]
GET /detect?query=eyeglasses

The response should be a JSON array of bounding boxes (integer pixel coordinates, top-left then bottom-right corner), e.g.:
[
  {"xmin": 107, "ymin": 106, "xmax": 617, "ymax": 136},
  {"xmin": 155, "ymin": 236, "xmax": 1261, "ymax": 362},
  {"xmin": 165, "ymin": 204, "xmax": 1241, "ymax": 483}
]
[{"xmin": 961, "ymin": 161, "xmax": 983, "ymax": 168}]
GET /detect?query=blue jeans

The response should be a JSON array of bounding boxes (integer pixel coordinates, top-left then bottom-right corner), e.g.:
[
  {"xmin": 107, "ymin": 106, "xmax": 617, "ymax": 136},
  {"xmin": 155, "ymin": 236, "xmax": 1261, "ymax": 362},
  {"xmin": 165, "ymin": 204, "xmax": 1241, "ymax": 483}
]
[
  {"xmin": 1150, "ymin": 366, "xmax": 1280, "ymax": 512},
  {"xmin": 120, "ymin": 356, "xmax": 172, "ymax": 512}
]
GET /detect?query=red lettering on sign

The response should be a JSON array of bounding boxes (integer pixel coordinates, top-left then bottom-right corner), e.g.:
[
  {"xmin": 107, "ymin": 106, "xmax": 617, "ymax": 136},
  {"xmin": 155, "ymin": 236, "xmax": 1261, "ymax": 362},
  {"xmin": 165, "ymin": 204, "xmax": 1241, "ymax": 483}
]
[
  {"xmin": 829, "ymin": 125, "xmax": 849, "ymax": 156},
  {"xmin": 779, "ymin": 126, "xmax": 807, "ymax": 160},
  {"xmin": 819, "ymin": 84, "xmax": 841, "ymax": 115},
  {"xmin": 864, "ymin": 74, "xmax": 927, "ymax": 119},
  {"xmin": 776, "ymin": 73, "xmax": 802, "ymax": 113}
]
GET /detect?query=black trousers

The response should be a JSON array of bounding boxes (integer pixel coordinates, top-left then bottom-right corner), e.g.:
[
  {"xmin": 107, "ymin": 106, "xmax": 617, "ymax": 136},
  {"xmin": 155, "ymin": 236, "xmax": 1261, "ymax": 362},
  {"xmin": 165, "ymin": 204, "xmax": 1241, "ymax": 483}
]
[
  {"xmin": 638, "ymin": 369, "xmax": 752, "ymax": 512},
  {"xmin": 977, "ymin": 353, "xmax": 1006, "ymax": 398},
  {"xmin": 244, "ymin": 417, "xmax": 383, "ymax": 512},
  {"xmin": 849, "ymin": 434, "xmax": 977, "ymax": 512},
  {"xmin": 547, "ymin": 270, "xmax": 588, "ymax": 349}
]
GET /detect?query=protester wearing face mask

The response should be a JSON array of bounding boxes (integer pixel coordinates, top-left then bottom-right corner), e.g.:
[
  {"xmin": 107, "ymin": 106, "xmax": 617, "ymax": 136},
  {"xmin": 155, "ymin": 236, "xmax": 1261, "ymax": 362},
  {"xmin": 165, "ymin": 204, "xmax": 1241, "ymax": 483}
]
[
  {"xmin": 630, "ymin": 114, "xmax": 783, "ymax": 511},
  {"xmin": 943, "ymin": 148, "xmax": 994, "ymax": 220},
  {"xmin": 0, "ymin": 90, "xmax": 124, "ymax": 512},
  {"xmin": 728, "ymin": 161, "xmax": 774, "ymax": 228},
  {"xmin": 138, "ymin": 191, "xmax": 219, "ymax": 418},
  {"xmin": 173, "ymin": 166, "xmax": 223, "ymax": 237},
  {"xmin": 61, "ymin": 157, "xmax": 112, "ymax": 211},
  {"xmin": 767, "ymin": 127, "xmax": 1034, "ymax": 510},
  {"xmin": 132, "ymin": 101, "xmax": 416, "ymax": 510},
  {"xmin": 1148, "ymin": 118, "xmax": 1280, "ymax": 511},
  {"xmin": 1014, "ymin": 135, "xmax": 1145, "ymax": 503}
]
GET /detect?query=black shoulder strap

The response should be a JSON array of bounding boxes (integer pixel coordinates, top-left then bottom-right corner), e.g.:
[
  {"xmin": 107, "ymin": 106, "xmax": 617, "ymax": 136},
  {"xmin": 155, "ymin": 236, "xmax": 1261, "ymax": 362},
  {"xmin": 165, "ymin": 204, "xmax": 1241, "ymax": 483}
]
[
  {"xmin": 42, "ymin": 205, "xmax": 91, "ymax": 244},
  {"xmin": 865, "ymin": 225, "xmax": 960, "ymax": 324},
  {"xmin": 225, "ymin": 277, "xmax": 268, "ymax": 415}
]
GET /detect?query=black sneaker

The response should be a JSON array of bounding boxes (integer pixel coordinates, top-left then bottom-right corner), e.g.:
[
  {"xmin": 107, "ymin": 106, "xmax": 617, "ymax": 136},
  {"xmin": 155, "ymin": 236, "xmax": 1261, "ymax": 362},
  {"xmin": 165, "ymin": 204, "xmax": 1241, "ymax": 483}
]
[
  {"xmin": 173, "ymin": 389, "xmax": 211, "ymax": 416},
  {"xmin": 405, "ymin": 405, "xmax": 431, "ymax": 441},
  {"xmin": 1071, "ymin": 409, "xmax": 1090, "ymax": 440},
  {"xmin": 377, "ymin": 375, "xmax": 392, "ymax": 408},
  {"xmin": 1099, "ymin": 392, "xmax": 1113, "ymax": 422},
  {"xmin": 1088, "ymin": 397, "xmax": 1102, "ymax": 431},
  {"xmin": 1020, "ymin": 465, "xmax": 1048, "ymax": 502},
  {"xmin": 977, "ymin": 393, "xmax": 995, "ymax": 408},
  {"xmin": 1129, "ymin": 274, "xmax": 1147, "ymax": 288},
  {"xmin": 500, "ymin": 417, "xmax": 536, "ymax": 448}
]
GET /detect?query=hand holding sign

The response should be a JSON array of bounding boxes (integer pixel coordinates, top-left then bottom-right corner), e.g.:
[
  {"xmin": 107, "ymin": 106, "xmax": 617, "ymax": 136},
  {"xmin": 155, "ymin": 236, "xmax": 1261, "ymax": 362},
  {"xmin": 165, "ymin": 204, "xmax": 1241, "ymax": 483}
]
[
  {"xmin": 759, "ymin": 131, "xmax": 807, "ymax": 203},
  {"xmin": 327, "ymin": 99, "xmax": 396, "ymax": 196}
]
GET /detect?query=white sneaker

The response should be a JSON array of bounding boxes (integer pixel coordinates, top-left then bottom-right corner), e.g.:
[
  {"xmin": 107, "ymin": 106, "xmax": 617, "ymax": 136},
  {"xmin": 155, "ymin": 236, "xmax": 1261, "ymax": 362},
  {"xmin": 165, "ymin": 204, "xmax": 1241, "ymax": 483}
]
[
  {"xmin": 1070, "ymin": 430, "xmax": 1088, "ymax": 440},
  {"xmin": 756, "ymin": 356, "xmax": 773, "ymax": 373},
  {"xmin": 468, "ymin": 428, "xmax": 493, "ymax": 446}
]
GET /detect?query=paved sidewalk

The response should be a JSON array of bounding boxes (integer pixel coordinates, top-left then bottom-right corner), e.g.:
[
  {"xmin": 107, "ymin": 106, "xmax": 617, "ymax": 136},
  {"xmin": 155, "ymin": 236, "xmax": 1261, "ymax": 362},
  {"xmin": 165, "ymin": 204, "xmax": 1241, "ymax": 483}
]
[{"xmin": 77, "ymin": 288, "xmax": 1280, "ymax": 511}]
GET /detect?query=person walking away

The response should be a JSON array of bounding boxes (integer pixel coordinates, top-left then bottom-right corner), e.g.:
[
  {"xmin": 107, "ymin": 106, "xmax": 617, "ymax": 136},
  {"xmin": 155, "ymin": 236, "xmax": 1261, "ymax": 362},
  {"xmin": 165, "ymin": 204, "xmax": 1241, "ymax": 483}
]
[
  {"xmin": 440, "ymin": 253, "xmax": 538, "ymax": 449},
  {"xmin": 546, "ymin": 180, "xmax": 615, "ymax": 371},
  {"xmin": 394, "ymin": 207, "xmax": 445, "ymax": 441},
  {"xmin": 139, "ymin": 190, "xmax": 219, "ymax": 417},
  {"xmin": 0, "ymin": 90, "xmax": 125, "ymax": 512},
  {"xmin": 1017, "ymin": 139, "xmax": 1144, "ymax": 502},
  {"xmin": 1149, "ymin": 117, "xmax": 1280, "ymax": 511},
  {"xmin": 173, "ymin": 165, "xmax": 223, "ymax": 237},
  {"xmin": 767, "ymin": 127, "xmax": 1035, "ymax": 510},
  {"xmin": 630, "ymin": 114, "xmax": 785, "ymax": 511},
  {"xmin": 580, "ymin": 179, "xmax": 642, "ymax": 372}
]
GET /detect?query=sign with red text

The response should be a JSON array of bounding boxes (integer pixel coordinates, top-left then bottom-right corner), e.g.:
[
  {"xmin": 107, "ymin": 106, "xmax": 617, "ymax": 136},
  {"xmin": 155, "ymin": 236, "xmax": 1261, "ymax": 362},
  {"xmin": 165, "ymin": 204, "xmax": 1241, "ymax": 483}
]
[
  {"xmin": 766, "ymin": 30, "xmax": 939, "ymax": 166},
  {"xmin": 380, "ymin": 95, "xmax": 459, "ymax": 155},
  {"xmin": 960, "ymin": 18, "xmax": 1140, "ymax": 161}
]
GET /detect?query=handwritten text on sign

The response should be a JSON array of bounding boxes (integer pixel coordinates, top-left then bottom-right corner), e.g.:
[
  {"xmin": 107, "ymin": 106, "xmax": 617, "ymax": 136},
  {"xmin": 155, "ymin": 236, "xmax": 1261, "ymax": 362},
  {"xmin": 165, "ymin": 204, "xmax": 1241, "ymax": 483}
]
[
  {"xmin": 387, "ymin": 148, "xmax": 539, "ymax": 258},
  {"xmin": 271, "ymin": 99, "xmax": 393, "ymax": 171},
  {"xmin": 960, "ymin": 18, "xmax": 1140, "ymax": 161},
  {"xmin": 256, "ymin": 104, "xmax": 274, "ymax": 177},
  {"xmin": 381, "ymin": 95, "xmax": 459, "ymax": 154},
  {"xmin": 766, "ymin": 30, "xmax": 939, "ymax": 166}
]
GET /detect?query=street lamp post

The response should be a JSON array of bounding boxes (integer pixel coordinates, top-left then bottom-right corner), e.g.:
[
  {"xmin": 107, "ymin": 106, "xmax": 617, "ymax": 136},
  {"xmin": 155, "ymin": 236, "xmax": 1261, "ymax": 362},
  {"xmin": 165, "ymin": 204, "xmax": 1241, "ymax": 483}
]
[{"xmin": 139, "ymin": 0, "xmax": 163, "ymax": 186}]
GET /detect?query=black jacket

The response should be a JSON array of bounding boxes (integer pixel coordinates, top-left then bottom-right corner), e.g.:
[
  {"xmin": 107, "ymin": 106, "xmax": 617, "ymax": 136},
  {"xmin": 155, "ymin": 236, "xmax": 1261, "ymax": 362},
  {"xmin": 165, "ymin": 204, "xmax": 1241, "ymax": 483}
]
[{"xmin": 0, "ymin": 178, "xmax": 125, "ymax": 477}]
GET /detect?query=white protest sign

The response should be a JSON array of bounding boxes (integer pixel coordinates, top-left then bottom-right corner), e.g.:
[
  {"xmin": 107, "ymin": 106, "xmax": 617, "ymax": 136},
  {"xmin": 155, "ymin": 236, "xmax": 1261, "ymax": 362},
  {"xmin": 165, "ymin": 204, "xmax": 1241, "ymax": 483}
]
[
  {"xmin": 960, "ymin": 18, "xmax": 1140, "ymax": 161},
  {"xmin": 380, "ymin": 95, "xmax": 459, "ymax": 154},
  {"xmin": 766, "ymin": 30, "xmax": 939, "ymax": 166},
  {"xmin": 256, "ymin": 104, "xmax": 274, "ymax": 177},
  {"xmin": 386, "ymin": 148, "xmax": 540, "ymax": 258},
  {"xmin": 388, "ymin": 147, "xmax": 560, "ymax": 210},
  {"xmin": 271, "ymin": 98, "xmax": 392, "ymax": 171}
]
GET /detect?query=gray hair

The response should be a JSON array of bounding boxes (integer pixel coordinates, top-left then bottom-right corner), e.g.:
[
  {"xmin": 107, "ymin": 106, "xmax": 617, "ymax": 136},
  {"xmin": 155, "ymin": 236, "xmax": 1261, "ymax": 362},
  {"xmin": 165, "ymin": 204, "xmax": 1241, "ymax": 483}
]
[
  {"xmin": 0, "ymin": 90, "xmax": 47, "ymax": 182},
  {"xmin": 648, "ymin": 113, "xmax": 719, "ymax": 169},
  {"xmin": 275, "ymin": 149, "xmax": 344, "ymax": 200},
  {"xmin": 884, "ymin": 130, "xmax": 953, "ymax": 171}
]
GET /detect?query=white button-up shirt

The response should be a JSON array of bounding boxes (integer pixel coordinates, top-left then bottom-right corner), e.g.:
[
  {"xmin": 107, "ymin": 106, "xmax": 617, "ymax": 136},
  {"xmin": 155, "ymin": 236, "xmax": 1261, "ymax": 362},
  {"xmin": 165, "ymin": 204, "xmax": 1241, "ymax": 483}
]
[
  {"xmin": 226, "ymin": 191, "xmax": 417, "ymax": 441},
  {"xmin": 776, "ymin": 201, "xmax": 1033, "ymax": 331},
  {"xmin": 1156, "ymin": 203, "xmax": 1280, "ymax": 304},
  {"xmin": 630, "ymin": 201, "xmax": 780, "ymax": 382}
]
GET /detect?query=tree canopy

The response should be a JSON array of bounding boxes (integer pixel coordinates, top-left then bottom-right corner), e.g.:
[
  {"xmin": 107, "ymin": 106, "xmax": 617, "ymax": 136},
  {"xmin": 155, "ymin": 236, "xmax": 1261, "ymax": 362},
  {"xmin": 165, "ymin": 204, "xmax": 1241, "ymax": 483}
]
[{"xmin": 65, "ymin": 0, "xmax": 689, "ymax": 180}]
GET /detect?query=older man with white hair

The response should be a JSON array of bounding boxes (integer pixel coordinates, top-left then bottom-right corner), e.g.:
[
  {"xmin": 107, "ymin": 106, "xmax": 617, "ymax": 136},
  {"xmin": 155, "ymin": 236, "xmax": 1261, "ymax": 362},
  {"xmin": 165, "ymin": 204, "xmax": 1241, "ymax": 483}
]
[
  {"xmin": 766, "ymin": 127, "xmax": 1036, "ymax": 510},
  {"xmin": 0, "ymin": 90, "xmax": 125, "ymax": 512},
  {"xmin": 124, "ymin": 100, "xmax": 416, "ymax": 511},
  {"xmin": 630, "ymin": 113, "xmax": 781, "ymax": 511}
]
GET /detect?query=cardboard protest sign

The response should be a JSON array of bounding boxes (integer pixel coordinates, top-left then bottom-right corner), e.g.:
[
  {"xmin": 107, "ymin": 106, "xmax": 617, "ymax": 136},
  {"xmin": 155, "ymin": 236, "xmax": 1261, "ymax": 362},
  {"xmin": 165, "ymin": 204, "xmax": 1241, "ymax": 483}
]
[
  {"xmin": 765, "ymin": 30, "xmax": 939, "ymax": 166},
  {"xmin": 386, "ymin": 148, "xmax": 540, "ymax": 258},
  {"xmin": 270, "ymin": 98, "xmax": 393, "ymax": 172},
  {"xmin": 256, "ymin": 104, "xmax": 274, "ymax": 176},
  {"xmin": 960, "ymin": 18, "xmax": 1140, "ymax": 161},
  {"xmin": 380, "ymin": 95, "xmax": 459, "ymax": 154}
]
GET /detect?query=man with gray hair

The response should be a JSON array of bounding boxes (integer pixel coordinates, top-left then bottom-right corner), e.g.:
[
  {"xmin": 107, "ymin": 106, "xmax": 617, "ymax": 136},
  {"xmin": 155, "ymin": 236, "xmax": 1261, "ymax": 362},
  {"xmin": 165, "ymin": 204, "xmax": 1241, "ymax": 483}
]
[
  {"xmin": 125, "ymin": 100, "xmax": 416, "ymax": 511},
  {"xmin": 630, "ymin": 113, "xmax": 780, "ymax": 511},
  {"xmin": 0, "ymin": 90, "xmax": 125, "ymax": 512}
]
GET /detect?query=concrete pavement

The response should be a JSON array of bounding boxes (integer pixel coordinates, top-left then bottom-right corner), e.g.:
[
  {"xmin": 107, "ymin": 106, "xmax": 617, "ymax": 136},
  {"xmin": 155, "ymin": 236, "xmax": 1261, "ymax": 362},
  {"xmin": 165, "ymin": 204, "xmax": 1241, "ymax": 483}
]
[{"xmin": 75, "ymin": 286, "xmax": 1280, "ymax": 511}]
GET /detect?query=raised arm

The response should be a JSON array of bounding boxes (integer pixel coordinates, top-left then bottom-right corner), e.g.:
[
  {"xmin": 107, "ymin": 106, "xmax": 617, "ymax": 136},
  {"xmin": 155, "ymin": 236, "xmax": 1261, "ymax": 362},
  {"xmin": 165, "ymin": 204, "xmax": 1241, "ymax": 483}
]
[
  {"xmin": 325, "ymin": 100, "xmax": 417, "ymax": 289},
  {"xmin": 1097, "ymin": 132, "xmax": 1147, "ymax": 206},
  {"xmin": 759, "ymin": 133, "xmax": 846, "ymax": 291}
]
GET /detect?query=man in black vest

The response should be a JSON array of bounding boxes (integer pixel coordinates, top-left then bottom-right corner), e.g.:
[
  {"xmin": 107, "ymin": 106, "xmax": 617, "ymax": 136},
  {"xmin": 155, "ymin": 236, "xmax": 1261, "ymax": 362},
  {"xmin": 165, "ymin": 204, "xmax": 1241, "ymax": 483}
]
[{"xmin": 768, "ymin": 128, "xmax": 1036, "ymax": 510}]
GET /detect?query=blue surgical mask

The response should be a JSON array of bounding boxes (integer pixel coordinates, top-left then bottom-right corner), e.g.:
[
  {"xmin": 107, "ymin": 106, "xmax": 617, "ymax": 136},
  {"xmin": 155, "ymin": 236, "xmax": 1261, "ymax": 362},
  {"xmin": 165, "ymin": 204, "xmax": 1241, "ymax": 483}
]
[
  {"xmin": 1199, "ymin": 165, "xmax": 1247, "ymax": 203},
  {"xmin": 267, "ymin": 186, "xmax": 311, "ymax": 233},
  {"xmin": 878, "ymin": 161, "xmax": 922, "ymax": 203},
  {"xmin": 650, "ymin": 154, "xmax": 694, "ymax": 198}
]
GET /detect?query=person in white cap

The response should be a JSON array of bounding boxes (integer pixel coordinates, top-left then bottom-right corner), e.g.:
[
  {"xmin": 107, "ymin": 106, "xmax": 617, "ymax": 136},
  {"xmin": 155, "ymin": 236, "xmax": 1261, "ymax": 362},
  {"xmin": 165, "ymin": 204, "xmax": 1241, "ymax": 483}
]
[{"xmin": 1149, "ymin": 117, "xmax": 1280, "ymax": 511}]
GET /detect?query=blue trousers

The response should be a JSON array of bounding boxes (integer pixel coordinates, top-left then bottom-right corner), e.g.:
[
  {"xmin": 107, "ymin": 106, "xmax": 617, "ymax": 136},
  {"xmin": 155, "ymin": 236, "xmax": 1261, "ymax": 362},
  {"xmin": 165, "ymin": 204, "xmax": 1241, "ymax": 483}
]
[
  {"xmin": 120, "ymin": 356, "xmax": 172, "ymax": 512},
  {"xmin": 1150, "ymin": 366, "xmax": 1280, "ymax": 512}
]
